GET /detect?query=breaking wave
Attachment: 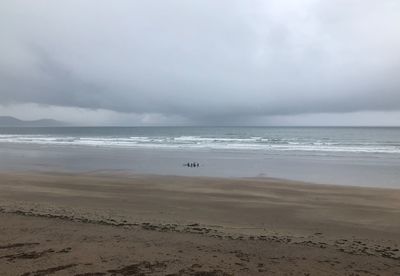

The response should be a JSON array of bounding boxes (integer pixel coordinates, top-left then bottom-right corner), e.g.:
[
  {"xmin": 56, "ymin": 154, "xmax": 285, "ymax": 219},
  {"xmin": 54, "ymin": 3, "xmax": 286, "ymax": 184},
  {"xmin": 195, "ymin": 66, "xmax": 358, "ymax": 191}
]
[{"xmin": 1, "ymin": 134, "xmax": 399, "ymax": 154}]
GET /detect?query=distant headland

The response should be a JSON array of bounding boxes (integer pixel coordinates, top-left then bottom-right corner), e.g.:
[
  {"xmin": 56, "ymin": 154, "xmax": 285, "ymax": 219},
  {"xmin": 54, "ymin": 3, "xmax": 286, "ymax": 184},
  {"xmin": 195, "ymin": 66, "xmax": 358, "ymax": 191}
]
[{"xmin": 0, "ymin": 116, "xmax": 66, "ymax": 127}]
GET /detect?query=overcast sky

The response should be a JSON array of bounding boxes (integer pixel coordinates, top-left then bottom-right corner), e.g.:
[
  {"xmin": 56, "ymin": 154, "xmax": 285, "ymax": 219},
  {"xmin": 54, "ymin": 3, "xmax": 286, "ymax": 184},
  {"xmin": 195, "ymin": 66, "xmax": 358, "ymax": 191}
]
[{"xmin": 1, "ymin": 0, "xmax": 400, "ymax": 126}]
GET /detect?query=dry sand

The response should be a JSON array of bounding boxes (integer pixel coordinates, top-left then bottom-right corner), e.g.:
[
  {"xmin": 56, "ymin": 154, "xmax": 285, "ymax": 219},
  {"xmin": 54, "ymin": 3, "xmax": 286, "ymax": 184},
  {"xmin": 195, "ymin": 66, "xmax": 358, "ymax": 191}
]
[{"xmin": 0, "ymin": 172, "xmax": 400, "ymax": 275}]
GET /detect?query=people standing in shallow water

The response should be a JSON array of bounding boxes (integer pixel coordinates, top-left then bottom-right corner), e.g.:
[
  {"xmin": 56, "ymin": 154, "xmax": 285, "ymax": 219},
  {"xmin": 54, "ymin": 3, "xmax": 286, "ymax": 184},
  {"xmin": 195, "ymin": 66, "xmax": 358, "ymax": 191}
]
[{"xmin": 184, "ymin": 162, "xmax": 200, "ymax": 168}]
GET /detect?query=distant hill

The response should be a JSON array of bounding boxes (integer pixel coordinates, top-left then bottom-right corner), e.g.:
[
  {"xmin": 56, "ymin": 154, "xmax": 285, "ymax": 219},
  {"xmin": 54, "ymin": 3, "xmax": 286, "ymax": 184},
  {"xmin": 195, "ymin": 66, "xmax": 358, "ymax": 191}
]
[{"xmin": 0, "ymin": 116, "xmax": 67, "ymax": 127}]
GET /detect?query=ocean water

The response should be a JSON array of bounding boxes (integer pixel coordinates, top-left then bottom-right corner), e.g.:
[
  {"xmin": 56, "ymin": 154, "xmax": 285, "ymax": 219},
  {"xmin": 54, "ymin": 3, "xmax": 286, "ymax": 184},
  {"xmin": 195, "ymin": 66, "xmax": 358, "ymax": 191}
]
[
  {"xmin": 1, "ymin": 126, "xmax": 400, "ymax": 155},
  {"xmin": 0, "ymin": 127, "xmax": 399, "ymax": 187}
]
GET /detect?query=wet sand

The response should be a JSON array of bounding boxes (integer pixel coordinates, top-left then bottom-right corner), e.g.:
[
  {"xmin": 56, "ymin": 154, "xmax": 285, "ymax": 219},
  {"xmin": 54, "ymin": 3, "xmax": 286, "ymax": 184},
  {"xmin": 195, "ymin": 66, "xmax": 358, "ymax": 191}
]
[{"xmin": 1, "ymin": 172, "xmax": 400, "ymax": 275}]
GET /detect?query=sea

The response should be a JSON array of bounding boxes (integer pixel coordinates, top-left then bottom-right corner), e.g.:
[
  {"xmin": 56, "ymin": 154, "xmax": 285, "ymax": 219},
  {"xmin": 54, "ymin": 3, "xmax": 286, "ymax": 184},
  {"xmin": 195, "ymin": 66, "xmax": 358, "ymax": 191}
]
[{"xmin": 0, "ymin": 126, "xmax": 399, "ymax": 188}]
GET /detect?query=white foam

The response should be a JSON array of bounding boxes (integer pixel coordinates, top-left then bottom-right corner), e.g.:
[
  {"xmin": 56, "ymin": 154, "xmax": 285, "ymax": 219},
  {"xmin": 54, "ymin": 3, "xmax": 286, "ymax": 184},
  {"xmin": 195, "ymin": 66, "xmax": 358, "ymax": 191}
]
[{"xmin": 0, "ymin": 134, "xmax": 399, "ymax": 154}]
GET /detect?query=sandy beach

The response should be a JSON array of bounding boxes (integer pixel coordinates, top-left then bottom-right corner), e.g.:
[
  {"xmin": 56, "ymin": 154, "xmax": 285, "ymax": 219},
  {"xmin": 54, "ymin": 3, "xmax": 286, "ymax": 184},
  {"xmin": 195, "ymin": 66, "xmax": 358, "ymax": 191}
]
[{"xmin": 1, "ymin": 172, "xmax": 400, "ymax": 275}]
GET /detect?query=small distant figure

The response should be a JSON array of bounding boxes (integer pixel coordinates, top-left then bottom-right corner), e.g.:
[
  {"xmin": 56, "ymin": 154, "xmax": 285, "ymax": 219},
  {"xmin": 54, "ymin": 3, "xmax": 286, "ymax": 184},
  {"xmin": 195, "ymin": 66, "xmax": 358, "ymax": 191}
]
[{"xmin": 184, "ymin": 162, "xmax": 200, "ymax": 168}]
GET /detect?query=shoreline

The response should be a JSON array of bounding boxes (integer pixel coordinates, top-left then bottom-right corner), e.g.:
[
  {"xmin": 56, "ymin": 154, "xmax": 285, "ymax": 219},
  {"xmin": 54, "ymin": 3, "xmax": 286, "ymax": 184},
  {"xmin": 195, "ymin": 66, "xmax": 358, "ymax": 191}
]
[{"xmin": 1, "ymin": 142, "xmax": 400, "ymax": 189}]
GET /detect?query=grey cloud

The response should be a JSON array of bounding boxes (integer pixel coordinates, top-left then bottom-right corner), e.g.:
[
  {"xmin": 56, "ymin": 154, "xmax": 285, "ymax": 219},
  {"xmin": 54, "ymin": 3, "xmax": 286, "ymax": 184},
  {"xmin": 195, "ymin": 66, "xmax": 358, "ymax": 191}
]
[{"xmin": 0, "ymin": 0, "xmax": 400, "ymax": 124}]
